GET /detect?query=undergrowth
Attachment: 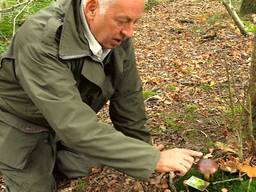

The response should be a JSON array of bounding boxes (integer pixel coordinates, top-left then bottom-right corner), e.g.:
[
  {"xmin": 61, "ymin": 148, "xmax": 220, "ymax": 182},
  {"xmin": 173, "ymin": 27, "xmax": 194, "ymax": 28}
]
[
  {"xmin": 0, "ymin": 0, "xmax": 52, "ymax": 53},
  {"xmin": 174, "ymin": 167, "xmax": 256, "ymax": 192}
]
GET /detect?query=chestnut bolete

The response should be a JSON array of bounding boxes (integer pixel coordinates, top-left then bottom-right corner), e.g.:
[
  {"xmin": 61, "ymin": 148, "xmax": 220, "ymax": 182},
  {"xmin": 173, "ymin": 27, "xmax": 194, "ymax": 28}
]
[{"xmin": 197, "ymin": 159, "xmax": 218, "ymax": 181}]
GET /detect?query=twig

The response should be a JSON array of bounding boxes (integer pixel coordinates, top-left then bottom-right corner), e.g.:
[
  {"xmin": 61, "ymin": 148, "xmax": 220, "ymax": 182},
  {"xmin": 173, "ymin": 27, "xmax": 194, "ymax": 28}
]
[
  {"xmin": 12, "ymin": 0, "xmax": 33, "ymax": 36},
  {"xmin": 0, "ymin": 0, "xmax": 31, "ymax": 14},
  {"xmin": 0, "ymin": 32, "xmax": 8, "ymax": 42},
  {"xmin": 224, "ymin": 60, "xmax": 235, "ymax": 117},
  {"xmin": 229, "ymin": 58, "xmax": 250, "ymax": 115},
  {"xmin": 212, "ymin": 177, "xmax": 243, "ymax": 184},
  {"xmin": 182, "ymin": 128, "xmax": 208, "ymax": 138},
  {"xmin": 228, "ymin": 51, "xmax": 250, "ymax": 115},
  {"xmin": 222, "ymin": 0, "xmax": 247, "ymax": 36},
  {"xmin": 222, "ymin": 48, "xmax": 245, "ymax": 159},
  {"xmin": 247, "ymin": 178, "xmax": 252, "ymax": 192},
  {"xmin": 169, "ymin": 172, "xmax": 177, "ymax": 192}
]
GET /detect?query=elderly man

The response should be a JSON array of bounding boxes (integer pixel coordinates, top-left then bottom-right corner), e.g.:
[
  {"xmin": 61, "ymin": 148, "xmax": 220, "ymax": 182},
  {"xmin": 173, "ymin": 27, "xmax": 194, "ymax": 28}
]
[{"xmin": 0, "ymin": 0, "xmax": 202, "ymax": 191}]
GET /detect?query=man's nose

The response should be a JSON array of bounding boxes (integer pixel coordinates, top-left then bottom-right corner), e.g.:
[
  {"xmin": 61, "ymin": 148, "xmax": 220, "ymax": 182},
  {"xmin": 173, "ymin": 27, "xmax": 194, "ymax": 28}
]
[{"xmin": 121, "ymin": 23, "xmax": 134, "ymax": 38}]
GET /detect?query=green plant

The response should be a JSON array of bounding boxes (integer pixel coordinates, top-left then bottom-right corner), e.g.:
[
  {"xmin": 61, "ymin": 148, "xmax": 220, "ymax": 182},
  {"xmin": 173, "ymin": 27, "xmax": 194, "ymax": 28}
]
[
  {"xmin": 182, "ymin": 104, "xmax": 200, "ymax": 122},
  {"xmin": 183, "ymin": 129, "xmax": 214, "ymax": 147},
  {"xmin": 191, "ymin": 25, "xmax": 204, "ymax": 34},
  {"xmin": 167, "ymin": 85, "xmax": 177, "ymax": 91},
  {"xmin": 145, "ymin": 0, "xmax": 160, "ymax": 10},
  {"xmin": 185, "ymin": 104, "xmax": 199, "ymax": 113},
  {"xmin": 72, "ymin": 178, "xmax": 88, "ymax": 192},
  {"xmin": 224, "ymin": 105, "xmax": 243, "ymax": 118},
  {"xmin": 230, "ymin": 0, "xmax": 242, "ymax": 9},
  {"xmin": 0, "ymin": 0, "xmax": 52, "ymax": 41},
  {"xmin": 200, "ymin": 82, "xmax": 215, "ymax": 92},
  {"xmin": 207, "ymin": 12, "xmax": 227, "ymax": 26},
  {"xmin": 174, "ymin": 167, "xmax": 256, "ymax": 192},
  {"xmin": 165, "ymin": 117, "xmax": 184, "ymax": 130},
  {"xmin": 143, "ymin": 90, "xmax": 157, "ymax": 100},
  {"xmin": 184, "ymin": 113, "xmax": 195, "ymax": 121},
  {"xmin": 243, "ymin": 20, "xmax": 256, "ymax": 33},
  {"xmin": 0, "ymin": 43, "xmax": 7, "ymax": 53}
]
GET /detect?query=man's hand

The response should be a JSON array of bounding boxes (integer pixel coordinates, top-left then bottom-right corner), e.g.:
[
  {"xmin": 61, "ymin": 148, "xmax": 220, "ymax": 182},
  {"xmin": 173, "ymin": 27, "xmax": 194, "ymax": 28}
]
[
  {"xmin": 154, "ymin": 144, "xmax": 164, "ymax": 151},
  {"xmin": 155, "ymin": 148, "xmax": 202, "ymax": 176}
]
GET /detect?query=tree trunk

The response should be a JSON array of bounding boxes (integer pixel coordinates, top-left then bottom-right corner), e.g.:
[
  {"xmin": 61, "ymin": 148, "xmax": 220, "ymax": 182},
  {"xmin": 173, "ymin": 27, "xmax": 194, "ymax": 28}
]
[
  {"xmin": 223, "ymin": 0, "xmax": 247, "ymax": 36},
  {"xmin": 247, "ymin": 36, "xmax": 256, "ymax": 150},
  {"xmin": 240, "ymin": 0, "xmax": 256, "ymax": 15}
]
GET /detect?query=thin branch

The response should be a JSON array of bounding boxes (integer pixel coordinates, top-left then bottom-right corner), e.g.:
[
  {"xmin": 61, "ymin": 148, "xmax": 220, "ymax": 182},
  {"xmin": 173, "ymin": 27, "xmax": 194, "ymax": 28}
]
[
  {"xmin": 247, "ymin": 178, "xmax": 252, "ymax": 192},
  {"xmin": 212, "ymin": 177, "xmax": 243, "ymax": 184},
  {"xmin": 222, "ymin": 0, "xmax": 248, "ymax": 36},
  {"xmin": 229, "ymin": 58, "xmax": 250, "ymax": 114},
  {"xmin": 0, "ymin": 0, "xmax": 31, "ymax": 14},
  {"xmin": 12, "ymin": 0, "xmax": 33, "ymax": 36}
]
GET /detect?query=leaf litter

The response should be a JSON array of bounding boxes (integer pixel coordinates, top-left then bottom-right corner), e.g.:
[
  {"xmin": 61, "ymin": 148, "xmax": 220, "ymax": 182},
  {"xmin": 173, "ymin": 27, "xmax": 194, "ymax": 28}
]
[{"xmin": 1, "ymin": 0, "xmax": 255, "ymax": 191}]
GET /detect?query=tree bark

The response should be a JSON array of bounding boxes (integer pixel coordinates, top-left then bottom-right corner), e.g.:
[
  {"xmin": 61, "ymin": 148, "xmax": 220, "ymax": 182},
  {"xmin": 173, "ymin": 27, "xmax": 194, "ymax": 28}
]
[
  {"xmin": 223, "ymin": 0, "xmax": 247, "ymax": 36},
  {"xmin": 248, "ymin": 35, "xmax": 256, "ymax": 150},
  {"xmin": 240, "ymin": 0, "xmax": 256, "ymax": 16}
]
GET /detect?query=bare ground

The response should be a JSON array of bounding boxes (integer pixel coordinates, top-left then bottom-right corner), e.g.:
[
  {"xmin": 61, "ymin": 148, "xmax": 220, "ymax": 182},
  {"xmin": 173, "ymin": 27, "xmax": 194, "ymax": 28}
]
[{"xmin": 1, "ymin": 0, "xmax": 253, "ymax": 191}]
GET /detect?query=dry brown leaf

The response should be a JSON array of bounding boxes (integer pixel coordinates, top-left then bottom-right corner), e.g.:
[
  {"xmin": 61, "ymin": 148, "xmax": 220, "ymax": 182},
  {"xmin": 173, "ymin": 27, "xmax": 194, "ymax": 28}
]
[
  {"xmin": 196, "ymin": 15, "xmax": 207, "ymax": 23},
  {"xmin": 133, "ymin": 181, "xmax": 144, "ymax": 192},
  {"xmin": 239, "ymin": 164, "xmax": 256, "ymax": 178},
  {"xmin": 214, "ymin": 141, "xmax": 238, "ymax": 154},
  {"xmin": 219, "ymin": 158, "xmax": 240, "ymax": 173},
  {"xmin": 149, "ymin": 173, "xmax": 164, "ymax": 185},
  {"xmin": 203, "ymin": 149, "xmax": 214, "ymax": 159}
]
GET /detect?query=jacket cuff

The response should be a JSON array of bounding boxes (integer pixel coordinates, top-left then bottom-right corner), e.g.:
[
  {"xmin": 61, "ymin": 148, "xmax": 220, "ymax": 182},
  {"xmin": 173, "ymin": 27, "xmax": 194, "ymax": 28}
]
[{"xmin": 132, "ymin": 148, "xmax": 161, "ymax": 181}]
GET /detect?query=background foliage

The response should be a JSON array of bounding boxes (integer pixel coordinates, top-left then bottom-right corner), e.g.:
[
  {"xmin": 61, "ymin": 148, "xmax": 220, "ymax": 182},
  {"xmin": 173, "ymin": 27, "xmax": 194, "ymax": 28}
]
[
  {"xmin": 0, "ymin": 0, "xmax": 162, "ymax": 54},
  {"xmin": 0, "ymin": 0, "xmax": 52, "ymax": 53}
]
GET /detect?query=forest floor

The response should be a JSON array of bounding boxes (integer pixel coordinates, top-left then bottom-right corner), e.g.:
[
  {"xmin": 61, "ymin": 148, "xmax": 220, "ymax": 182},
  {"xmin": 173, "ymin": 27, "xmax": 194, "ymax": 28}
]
[{"xmin": 0, "ymin": 0, "xmax": 255, "ymax": 191}]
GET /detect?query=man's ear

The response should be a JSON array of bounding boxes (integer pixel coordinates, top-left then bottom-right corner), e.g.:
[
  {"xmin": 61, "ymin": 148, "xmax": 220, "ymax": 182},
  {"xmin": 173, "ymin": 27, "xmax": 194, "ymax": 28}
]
[{"xmin": 84, "ymin": 0, "xmax": 98, "ymax": 19}]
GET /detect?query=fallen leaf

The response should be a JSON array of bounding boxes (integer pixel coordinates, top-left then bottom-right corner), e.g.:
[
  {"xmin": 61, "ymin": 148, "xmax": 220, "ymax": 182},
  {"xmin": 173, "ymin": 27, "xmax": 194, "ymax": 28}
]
[
  {"xmin": 133, "ymin": 181, "xmax": 144, "ymax": 192},
  {"xmin": 239, "ymin": 165, "xmax": 256, "ymax": 178},
  {"xmin": 219, "ymin": 158, "xmax": 240, "ymax": 173},
  {"xmin": 214, "ymin": 141, "xmax": 238, "ymax": 154}
]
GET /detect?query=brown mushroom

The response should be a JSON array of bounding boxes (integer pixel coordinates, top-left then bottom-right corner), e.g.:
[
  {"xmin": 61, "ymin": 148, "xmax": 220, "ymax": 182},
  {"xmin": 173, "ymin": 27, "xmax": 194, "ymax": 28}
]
[{"xmin": 197, "ymin": 159, "xmax": 218, "ymax": 181}]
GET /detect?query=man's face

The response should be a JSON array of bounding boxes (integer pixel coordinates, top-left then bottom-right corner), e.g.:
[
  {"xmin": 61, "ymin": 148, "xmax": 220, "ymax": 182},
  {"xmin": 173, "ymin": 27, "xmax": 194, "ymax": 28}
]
[{"xmin": 85, "ymin": 0, "xmax": 144, "ymax": 49}]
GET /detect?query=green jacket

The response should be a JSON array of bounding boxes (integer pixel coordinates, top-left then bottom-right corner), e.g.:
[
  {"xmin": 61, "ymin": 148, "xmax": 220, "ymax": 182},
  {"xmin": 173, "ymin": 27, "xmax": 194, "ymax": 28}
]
[{"xmin": 0, "ymin": 0, "xmax": 160, "ymax": 179}]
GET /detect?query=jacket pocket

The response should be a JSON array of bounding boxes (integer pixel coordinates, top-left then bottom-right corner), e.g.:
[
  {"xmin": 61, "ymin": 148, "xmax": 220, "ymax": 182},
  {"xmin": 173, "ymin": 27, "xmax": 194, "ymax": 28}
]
[
  {"xmin": 0, "ymin": 54, "xmax": 17, "ymax": 81},
  {"xmin": 0, "ymin": 120, "xmax": 46, "ymax": 169}
]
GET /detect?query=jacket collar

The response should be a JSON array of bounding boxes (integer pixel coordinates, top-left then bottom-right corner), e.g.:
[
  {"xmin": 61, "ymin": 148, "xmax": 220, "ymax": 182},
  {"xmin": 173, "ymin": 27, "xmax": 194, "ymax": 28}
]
[
  {"xmin": 57, "ymin": 0, "xmax": 125, "ymax": 77},
  {"xmin": 58, "ymin": 0, "xmax": 92, "ymax": 60}
]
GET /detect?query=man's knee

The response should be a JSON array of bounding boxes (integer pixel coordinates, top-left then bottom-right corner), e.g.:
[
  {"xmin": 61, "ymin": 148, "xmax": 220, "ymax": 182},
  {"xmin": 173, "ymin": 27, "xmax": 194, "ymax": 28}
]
[
  {"xmin": 56, "ymin": 146, "xmax": 101, "ymax": 178},
  {"xmin": 0, "ymin": 124, "xmax": 56, "ymax": 192},
  {"xmin": 0, "ymin": 160, "xmax": 56, "ymax": 192}
]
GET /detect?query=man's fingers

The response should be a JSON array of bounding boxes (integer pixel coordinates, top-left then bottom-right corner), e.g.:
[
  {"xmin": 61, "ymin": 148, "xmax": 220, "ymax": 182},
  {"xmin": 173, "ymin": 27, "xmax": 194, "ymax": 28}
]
[
  {"xmin": 154, "ymin": 144, "xmax": 164, "ymax": 151},
  {"xmin": 175, "ymin": 163, "xmax": 189, "ymax": 176},
  {"xmin": 183, "ymin": 155, "xmax": 194, "ymax": 164},
  {"xmin": 181, "ymin": 149, "xmax": 203, "ymax": 157},
  {"xmin": 180, "ymin": 160, "xmax": 193, "ymax": 170}
]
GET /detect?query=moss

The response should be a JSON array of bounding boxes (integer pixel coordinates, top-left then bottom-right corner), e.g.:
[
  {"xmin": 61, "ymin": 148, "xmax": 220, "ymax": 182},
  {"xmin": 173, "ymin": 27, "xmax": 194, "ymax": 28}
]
[
  {"xmin": 143, "ymin": 90, "xmax": 157, "ymax": 100},
  {"xmin": 145, "ymin": 0, "xmax": 160, "ymax": 10}
]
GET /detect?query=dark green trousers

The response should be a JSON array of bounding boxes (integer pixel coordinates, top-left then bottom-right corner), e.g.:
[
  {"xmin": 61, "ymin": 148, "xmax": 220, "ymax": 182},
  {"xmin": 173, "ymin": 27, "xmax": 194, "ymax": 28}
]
[{"xmin": 0, "ymin": 120, "xmax": 100, "ymax": 192}]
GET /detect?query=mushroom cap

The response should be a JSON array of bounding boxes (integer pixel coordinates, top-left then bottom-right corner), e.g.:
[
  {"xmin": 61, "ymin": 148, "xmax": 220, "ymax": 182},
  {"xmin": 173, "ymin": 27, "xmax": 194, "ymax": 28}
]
[{"xmin": 197, "ymin": 159, "xmax": 218, "ymax": 174}]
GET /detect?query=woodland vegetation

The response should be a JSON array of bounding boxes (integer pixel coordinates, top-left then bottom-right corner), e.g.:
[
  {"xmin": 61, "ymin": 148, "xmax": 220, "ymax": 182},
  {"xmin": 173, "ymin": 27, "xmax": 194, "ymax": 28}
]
[{"xmin": 1, "ymin": 0, "xmax": 256, "ymax": 191}]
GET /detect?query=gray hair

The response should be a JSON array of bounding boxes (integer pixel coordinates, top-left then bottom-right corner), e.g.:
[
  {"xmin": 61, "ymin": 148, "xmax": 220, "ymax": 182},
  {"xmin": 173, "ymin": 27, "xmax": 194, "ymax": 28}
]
[
  {"xmin": 84, "ymin": 0, "xmax": 146, "ymax": 15},
  {"xmin": 83, "ymin": 0, "xmax": 116, "ymax": 15},
  {"xmin": 98, "ymin": 0, "xmax": 115, "ymax": 15}
]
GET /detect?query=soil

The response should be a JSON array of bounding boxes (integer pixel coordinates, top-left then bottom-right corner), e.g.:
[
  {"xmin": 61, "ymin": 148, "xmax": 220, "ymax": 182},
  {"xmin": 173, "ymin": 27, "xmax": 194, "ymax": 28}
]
[{"xmin": 0, "ymin": 0, "xmax": 253, "ymax": 191}]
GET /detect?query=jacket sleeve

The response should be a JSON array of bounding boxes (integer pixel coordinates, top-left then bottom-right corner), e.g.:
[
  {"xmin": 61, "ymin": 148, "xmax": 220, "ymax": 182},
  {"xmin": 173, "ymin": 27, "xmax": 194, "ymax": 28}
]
[
  {"xmin": 14, "ymin": 42, "xmax": 160, "ymax": 180},
  {"xmin": 109, "ymin": 41, "xmax": 151, "ymax": 144}
]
